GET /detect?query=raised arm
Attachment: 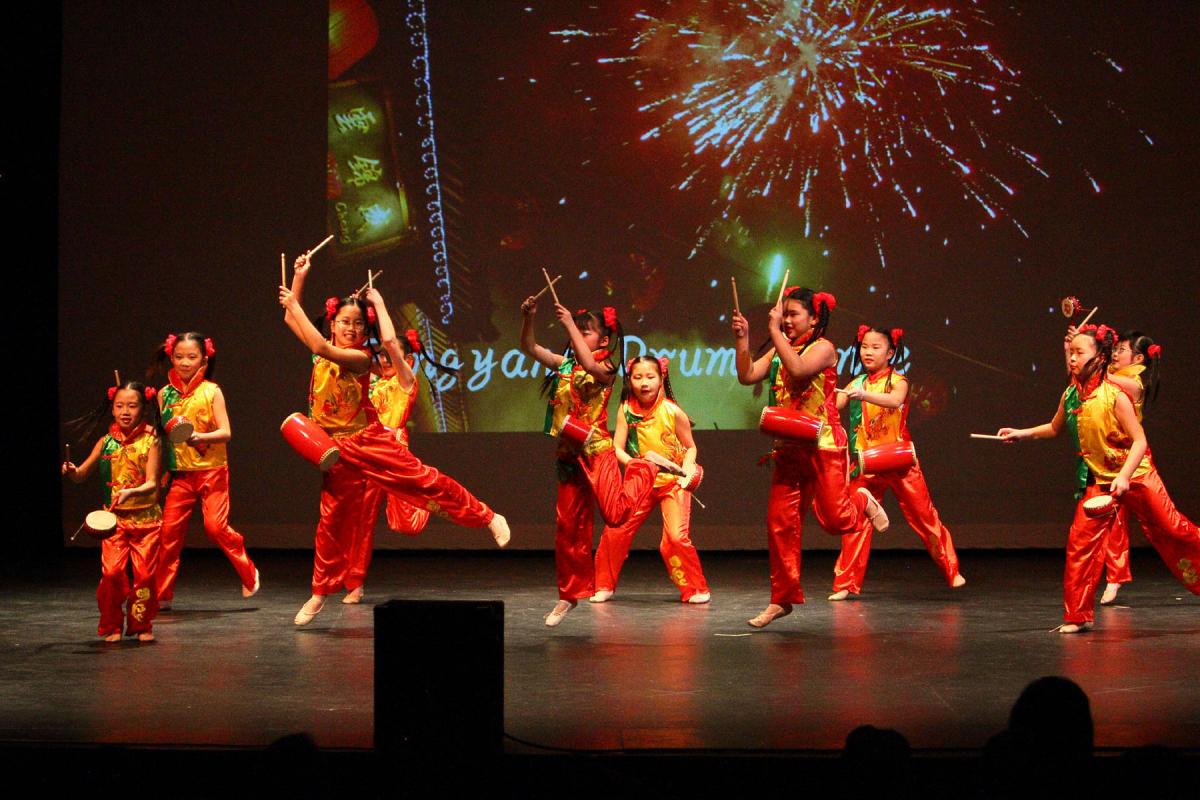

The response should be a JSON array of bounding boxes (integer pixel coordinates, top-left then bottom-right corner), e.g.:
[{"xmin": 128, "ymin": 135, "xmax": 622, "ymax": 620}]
[
  {"xmin": 279, "ymin": 285, "xmax": 370, "ymax": 372},
  {"xmin": 365, "ymin": 288, "xmax": 415, "ymax": 391},
  {"xmin": 732, "ymin": 310, "xmax": 774, "ymax": 384},
  {"xmin": 554, "ymin": 303, "xmax": 613, "ymax": 385},
  {"xmin": 282, "ymin": 253, "xmax": 312, "ymax": 341},
  {"xmin": 519, "ymin": 296, "xmax": 565, "ymax": 370}
]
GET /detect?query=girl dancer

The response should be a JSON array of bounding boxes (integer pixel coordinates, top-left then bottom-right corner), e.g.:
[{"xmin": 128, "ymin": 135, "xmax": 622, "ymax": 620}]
[
  {"xmin": 731, "ymin": 287, "xmax": 888, "ymax": 628},
  {"xmin": 343, "ymin": 292, "xmax": 437, "ymax": 604},
  {"xmin": 591, "ymin": 356, "xmax": 711, "ymax": 604},
  {"xmin": 63, "ymin": 381, "xmax": 164, "ymax": 642},
  {"xmin": 519, "ymin": 297, "xmax": 678, "ymax": 627},
  {"xmin": 153, "ymin": 332, "xmax": 259, "ymax": 608},
  {"xmin": 281, "ymin": 255, "xmax": 509, "ymax": 625},
  {"xmin": 829, "ymin": 326, "xmax": 965, "ymax": 600},
  {"xmin": 999, "ymin": 324, "xmax": 1199, "ymax": 632}
]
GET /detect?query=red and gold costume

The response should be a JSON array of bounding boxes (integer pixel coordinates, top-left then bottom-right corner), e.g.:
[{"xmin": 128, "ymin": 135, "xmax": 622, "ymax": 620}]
[
  {"xmin": 155, "ymin": 367, "xmax": 257, "ymax": 602},
  {"xmin": 593, "ymin": 396, "xmax": 709, "ymax": 601},
  {"xmin": 349, "ymin": 370, "xmax": 432, "ymax": 589},
  {"xmin": 544, "ymin": 353, "xmax": 657, "ymax": 602},
  {"xmin": 764, "ymin": 335, "xmax": 873, "ymax": 606},
  {"xmin": 1099, "ymin": 363, "xmax": 1148, "ymax": 588},
  {"xmin": 308, "ymin": 353, "xmax": 494, "ymax": 596},
  {"xmin": 1061, "ymin": 375, "xmax": 1200, "ymax": 624},
  {"xmin": 832, "ymin": 369, "xmax": 960, "ymax": 594},
  {"xmin": 96, "ymin": 423, "xmax": 162, "ymax": 637}
]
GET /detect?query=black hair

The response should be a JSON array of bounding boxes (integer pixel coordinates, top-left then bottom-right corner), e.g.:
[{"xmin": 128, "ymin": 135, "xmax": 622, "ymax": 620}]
[
  {"xmin": 1117, "ymin": 329, "xmax": 1161, "ymax": 409},
  {"xmin": 148, "ymin": 331, "xmax": 217, "ymax": 381},
  {"xmin": 312, "ymin": 296, "xmax": 380, "ymax": 357},
  {"xmin": 1072, "ymin": 326, "xmax": 1116, "ymax": 387},
  {"xmin": 856, "ymin": 326, "xmax": 905, "ymax": 392},
  {"xmin": 621, "ymin": 356, "xmax": 679, "ymax": 404},
  {"xmin": 538, "ymin": 308, "xmax": 625, "ymax": 397},
  {"xmin": 754, "ymin": 286, "xmax": 832, "ymax": 358},
  {"xmin": 397, "ymin": 329, "xmax": 459, "ymax": 378},
  {"xmin": 65, "ymin": 380, "xmax": 165, "ymax": 452}
]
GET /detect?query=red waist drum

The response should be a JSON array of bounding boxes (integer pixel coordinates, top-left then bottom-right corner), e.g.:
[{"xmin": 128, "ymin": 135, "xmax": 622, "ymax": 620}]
[
  {"xmin": 857, "ymin": 441, "xmax": 917, "ymax": 475},
  {"xmin": 164, "ymin": 415, "xmax": 194, "ymax": 444},
  {"xmin": 759, "ymin": 407, "xmax": 825, "ymax": 443},
  {"xmin": 1082, "ymin": 494, "xmax": 1117, "ymax": 518},
  {"xmin": 280, "ymin": 412, "xmax": 341, "ymax": 471},
  {"xmin": 83, "ymin": 509, "xmax": 118, "ymax": 540},
  {"xmin": 559, "ymin": 416, "xmax": 596, "ymax": 448},
  {"xmin": 679, "ymin": 464, "xmax": 704, "ymax": 492}
]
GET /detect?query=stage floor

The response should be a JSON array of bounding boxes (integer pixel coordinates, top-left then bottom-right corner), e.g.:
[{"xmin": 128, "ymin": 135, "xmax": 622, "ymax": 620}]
[{"xmin": 2, "ymin": 549, "xmax": 1197, "ymax": 753}]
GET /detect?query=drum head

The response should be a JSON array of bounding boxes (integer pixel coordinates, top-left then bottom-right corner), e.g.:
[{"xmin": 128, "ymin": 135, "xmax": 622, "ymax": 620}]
[
  {"xmin": 84, "ymin": 509, "xmax": 118, "ymax": 539},
  {"xmin": 1061, "ymin": 296, "xmax": 1079, "ymax": 318},
  {"xmin": 166, "ymin": 417, "xmax": 194, "ymax": 444},
  {"xmin": 1082, "ymin": 495, "xmax": 1116, "ymax": 518}
]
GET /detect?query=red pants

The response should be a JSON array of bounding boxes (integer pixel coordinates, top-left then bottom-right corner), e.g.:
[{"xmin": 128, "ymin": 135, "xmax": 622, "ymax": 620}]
[
  {"xmin": 155, "ymin": 467, "xmax": 258, "ymax": 601},
  {"xmin": 594, "ymin": 481, "xmax": 709, "ymax": 601},
  {"xmin": 555, "ymin": 450, "xmax": 658, "ymax": 601},
  {"xmin": 313, "ymin": 422, "xmax": 493, "ymax": 596},
  {"xmin": 1064, "ymin": 469, "xmax": 1200, "ymax": 623},
  {"xmin": 1103, "ymin": 504, "xmax": 1133, "ymax": 584},
  {"xmin": 767, "ymin": 446, "xmax": 870, "ymax": 606},
  {"xmin": 832, "ymin": 464, "xmax": 960, "ymax": 593},
  {"xmin": 347, "ymin": 482, "xmax": 432, "ymax": 590},
  {"xmin": 98, "ymin": 522, "xmax": 160, "ymax": 636}
]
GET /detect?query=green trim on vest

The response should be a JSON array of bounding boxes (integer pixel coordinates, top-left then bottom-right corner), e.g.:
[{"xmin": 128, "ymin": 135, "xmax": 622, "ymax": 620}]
[
  {"xmin": 845, "ymin": 374, "xmax": 867, "ymax": 479},
  {"xmin": 768, "ymin": 356, "xmax": 781, "ymax": 406},
  {"xmin": 543, "ymin": 357, "xmax": 574, "ymax": 436},
  {"xmin": 1063, "ymin": 385, "xmax": 1088, "ymax": 498},
  {"xmin": 99, "ymin": 435, "xmax": 118, "ymax": 507}
]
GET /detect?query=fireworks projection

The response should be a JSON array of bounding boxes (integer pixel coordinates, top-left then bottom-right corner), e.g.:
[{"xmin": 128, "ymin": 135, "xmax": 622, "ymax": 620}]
[{"xmin": 555, "ymin": 0, "xmax": 1097, "ymax": 265}]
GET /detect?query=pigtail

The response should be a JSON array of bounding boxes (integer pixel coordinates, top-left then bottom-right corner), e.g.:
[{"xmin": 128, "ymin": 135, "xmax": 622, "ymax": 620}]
[
  {"xmin": 1119, "ymin": 330, "xmax": 1161, "ymax": 409},
  {"xmin": 403, "ymin": 328, "xmax": 458, "ymax": 377},
  {"xmin": 65, "ymin": 380, "xmax": 164, "ymax": 452}
]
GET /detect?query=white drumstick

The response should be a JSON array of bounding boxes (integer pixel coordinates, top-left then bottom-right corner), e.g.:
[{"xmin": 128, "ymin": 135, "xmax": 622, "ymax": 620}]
[
  {"xmin": 969, "ymin": 433, "xmax": 1005, "ymax": 440},
  {"xmin": 281, "ymin": 253, "xmax": 286, "ymax": 287},
  {"xmin": 531, "ymin": 275, "xmax": 562, "ymax": 302},
  {"xmin": 308, "ymin": 234, "xmax": 335, "ymax": 257},
  {"xmin": 1077, "ymin": 305, "xmax": 1099, "ymax": 329},
  {"xmin": 776, "ymin": 269, "xmax": 790, "ymax": 306},
  {"xmin": 542, "ymin": 267, "xmax": 561, "ymax": 305},
  {"xmin": 113, "ymin": 369, "xmax": 121, "ymax": 387}
]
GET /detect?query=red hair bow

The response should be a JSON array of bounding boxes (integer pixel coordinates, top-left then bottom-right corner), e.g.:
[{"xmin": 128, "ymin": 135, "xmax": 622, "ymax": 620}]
[
  {"xmin": 107, "ymin": 386, "xmax": 117, "ymax": 401},
  {"xmin": 813, "ymin": 291, "xmax": 837, "ymax": 313},
  {"xmin": 575, "ymin": 308, "xmax": 588, "ymax": 316},
  {"xmin": 324, "ymin": 297, "xmax": 339, "ymax": 320},
  {"xmin": 782, "ymin": 285, "xmax": 800, "ymax": 298},
  {"xmin": 1147, "ymin": 344, "xmax": 1162, "ymax": 359},
  {"xmin": 856, "ymin": 324, "xmax": 870, "ymax": 343},
  {"xmin": 405, "ymin": 329, "xmax": 422, "ymax": 354},
  {"xmin": 1093, "ymin": 324, "xmax": 1115, "ymax": 345},
  {"xmin": 163, "ymin": 333, "xmax": 178, "ymax": 355},
  {"xmin": 658, "ymin": 357, "xmax": 669, "ymax": 375},
  {"xmin": 143, "ymin": 386, "xmax": 157, "ymax": 401},
  {"xmin": 203, "ymin": 337, "xmax": 216, "ymax": 358},
  {"xmin": 890, "ymin": 328, "xmax": 904, "ymax": 344},
  {"xmin": 366, "ymin": 307, "xmax": 377, "ymax": 325},
  {"xmin": 603, "ymin": 306, "xmax": 618, "ymax": 328}
]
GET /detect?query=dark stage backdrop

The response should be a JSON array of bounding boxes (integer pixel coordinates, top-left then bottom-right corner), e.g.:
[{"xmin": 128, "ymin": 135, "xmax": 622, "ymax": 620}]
[{"xmin": 59, "ymin": 1, "xmax": 1199, "ymax": 551}]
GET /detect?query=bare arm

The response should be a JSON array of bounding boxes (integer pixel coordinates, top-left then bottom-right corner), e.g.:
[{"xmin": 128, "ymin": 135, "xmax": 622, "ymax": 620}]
[
  {"xmin": 1107, "ymin": 373, "xmax": 1143, "ymax": 404},
  {"xmin": 554, "ymin": 303, "xmax": 614, "ymax": 385},
  {"xmin": 279, "ymin": 285, "xmax": 371, "ymax": 372},
  {"xmin": 62, "ymin": 437, "xmax": 105, "ymax": 483},
  {"xmin": 519, "ymin": 296, "xmax": 564, "ymax": 370},
  {"xmin": 365, "ymin": 288, "xmax": 415, "ymax": 392},
  {"xmin": 731, "ymin": 310, "xmax": 774, "ymax": 384},
  {"xmin": 612, "ymin": 411, "xmax": 632, "ymax": 467},
  {"xmin": 998, "ymin": 394, "xmax": 1067, "ymax": 442},
  {"xmin": 1110, "ymin": 392, "xmax": 1147, "ymax": 496},
  {"xmin": 674, "ymin": 409, "xmax": 698, "ymax": 476},
  {"xmin": 282, "ymin": 253, "xmax": 312, "ymax": 341},
  {"xmin": 846, "ymin": 376, "xmax": 909, "ymax": 409}
]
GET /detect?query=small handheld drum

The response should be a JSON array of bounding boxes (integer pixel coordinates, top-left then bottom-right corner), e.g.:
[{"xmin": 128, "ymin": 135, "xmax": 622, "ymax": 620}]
[
  {"xmin": 759, "ymin": 407, "xmax": 825, "ymax": 443},
  {"xmin": 164, "ymin": 415, "xmax": 194, "ymax": 444},
  {"xmin": 1082, "ymin": 494, "xmax": 1117, "ymax": 518},
  {"xmin": 280, "ymin": 412, "xmax": 340, "ymax": 471},
  {"xmin": 857, "ymin": 441, "xmax": 917, "ymax": 475},
  {"xmin": 81, "ymin": 509, "xmax": 118, "ymax": 540},
  {"xmin": 559, "ymin": 416, "xmax": 595, "ymax": 448},
  {"xmin": 679, "ymin": 464, "xmax": 704, "ymax": 492}
]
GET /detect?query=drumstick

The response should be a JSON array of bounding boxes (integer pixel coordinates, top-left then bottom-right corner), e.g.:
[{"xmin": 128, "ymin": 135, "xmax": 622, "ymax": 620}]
[
  {"xmin": 113, "ymin": 369, "xmax": 121, "ymax": 387},
  {"xmin": 65, "ymin": 443, "xmax": 71, "ymax": 463},
  {"xmin": 542, "ymin": 267, "xmax": 561, "ymax": 305},
  {"xmin": 307, "ymin": 234, "xmax": 335, "ymax": 257},
  {"xmin": 969, "ymin": 433, "xmax": 1005, "ymax": 440},
  {"xmin": 281, "ymin": 252, "xmax": 286, "ymax": 287},
  {"xmin": 834, "ymin": 388, "xmax": 850, "ymax": 394},
  {"xmin": 776, "ymin": 269, "xmax": 790, "ymax": 306},
  {"xmin": 692, "ymin": 493, "xmax": 707, "ymax": 510},
  {"xmin": 1077, "ymin": 305, "xmax": 1099, "ymax": 329},
  {"xmin": 731, "ymin": 277, "xmax": 741, "ymax": 314},
  {"xmin": 69, "ymin": 523, "xmax": 86, "ymax": 543},
  {"xmin": 531, "ymin": 274, "xmax": 562, "ymax": 302},
  {"xmin": 353, "ymin": 270, "xmax": 383, "ymax": 296}
]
